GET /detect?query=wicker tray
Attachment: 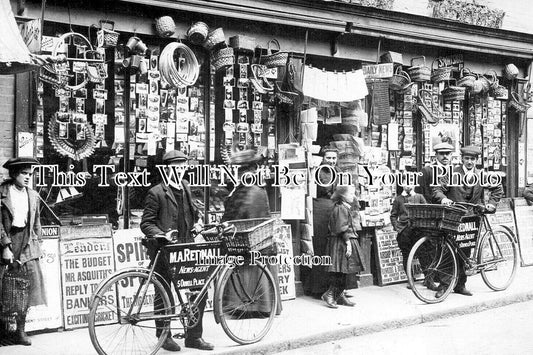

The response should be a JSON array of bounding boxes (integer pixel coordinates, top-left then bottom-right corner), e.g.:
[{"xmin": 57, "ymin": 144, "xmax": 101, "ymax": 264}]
[{"xmin": 405, "ymin": 204, "xmax": 468, "ymax": 233}]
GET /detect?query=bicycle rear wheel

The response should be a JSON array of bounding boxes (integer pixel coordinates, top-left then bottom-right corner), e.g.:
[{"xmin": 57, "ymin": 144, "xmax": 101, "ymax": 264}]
[
  {"xmin": 88, "ymin": 271, "xmax": 172, "ymax": 355},
  {"xmin": 215, "ymin": 261, "xmax": 278, "ymax": 344},
  {"xmin": 478, "ymin": 228, "xmax": 518, "ymax": 291},
  {"xmin": 407, "ymin": 236, "xmax": 457, "ymax": 304}
]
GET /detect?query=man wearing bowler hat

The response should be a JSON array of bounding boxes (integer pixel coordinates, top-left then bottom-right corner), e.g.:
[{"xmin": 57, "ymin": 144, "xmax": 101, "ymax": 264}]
[
  {"xmin": 416, "ymin": 142, "xmax": 455, "ymax": 204},
  {"xmin": 141, "ymin": 150, "xmax": 213, "ymax": 351},
  {"xmin": 433, "ymin": 145, "xmax": 503, "ymax": 297}
]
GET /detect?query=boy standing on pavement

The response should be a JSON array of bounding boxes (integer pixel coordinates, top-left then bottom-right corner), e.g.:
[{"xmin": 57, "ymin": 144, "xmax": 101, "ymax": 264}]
[
  {"xmin": 390, "ymin": 185, "xmax": 438, "ymax": 290},
  {"xmin": 433, "ymin": 145, "xmax": 503, "ymax": 297}
]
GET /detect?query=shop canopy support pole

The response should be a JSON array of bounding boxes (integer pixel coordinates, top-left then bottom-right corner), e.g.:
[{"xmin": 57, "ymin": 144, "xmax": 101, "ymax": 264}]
[{"xmin": 123, "ymin": 66, "xmax": 131, "ymax": 229}]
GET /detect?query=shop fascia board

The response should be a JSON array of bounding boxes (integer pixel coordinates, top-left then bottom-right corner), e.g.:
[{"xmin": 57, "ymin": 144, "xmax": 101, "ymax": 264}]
[{"xmin": 113, "ymin": 0, "xmax": 533, "ymax": 59}]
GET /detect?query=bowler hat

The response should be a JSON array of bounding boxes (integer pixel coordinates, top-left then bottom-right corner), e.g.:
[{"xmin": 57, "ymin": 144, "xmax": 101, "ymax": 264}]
[
  {"xmin": 460, "ymin": 145, "xmax": 481, "ymax": 157},
  {"xmin": 163, "ymin": 150, "xmax": 188, "ymax": 163},
  {"xmin": 2, "ymin": 156, "xmax": 40, "ymax": 169},
  {"xmin": 433, "ymin": 142, "xmax": 454, "ymax": 153}
]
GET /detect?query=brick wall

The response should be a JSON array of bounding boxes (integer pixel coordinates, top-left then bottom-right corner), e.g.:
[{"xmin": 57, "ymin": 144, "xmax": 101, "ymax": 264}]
[{"xmin": 0, "ymin": 75, "xmax": 15, "ymax": 181}]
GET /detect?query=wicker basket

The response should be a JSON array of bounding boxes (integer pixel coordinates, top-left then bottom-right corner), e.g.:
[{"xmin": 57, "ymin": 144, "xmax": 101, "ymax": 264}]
[
  {"xmin": 204, "ymin": 28, "xmax": 226, "ymax": 50},
  {"xmin": 509, "ymin": 91, "xmax": 530, "ymax": 113},
  {"xmin": 97, "ymin": 20, "xmax": 119, "ymax": 48},
  {"xmin": 408, "ymin": 56, "xmax": 431, "ymax": 82},
  {"xmin": 187, "ymin": 21, "xmax": 209, "ymax": 45},
  {"xmin": 405, "ymin": 204, "xmax": 468, "ymax": 233},
  {"xmin": 431, "ymin": 58, "xmax": 453, "ymax": 83},
  {"xmin": 503, "ymin": 63, "xmax": 519, "ymax": 81},
  {"xmin": 442, "ymin": 81, "xmax": 466, "ymax": 101},
  {"xmin": 155, "ymin": 16, "xmax": 176, "ymax": 38},
  {"xmin": 457, "ymin": 68, "xmax": 476, "ymax": 89},
  {"xmin": 389, "ymin": 67, "xmax": 411, "ymax": 91},
  {"xmin": 261, "ymin": 39, "xmax": 289, "ymax": 68},
  {"xmin": 478, "ymin": 75, "xmax": 492, "ymax": 93},
  {"xmin": 211, "ymin": 47, "xmax": 234, "ymax": 71},
  {"xmin": 1, "ymin": 269, "xmax": 30, "ymax": 315},
  {"xmin": 220, "ymin": 218, "xmax": 278, "ymax": 255}
]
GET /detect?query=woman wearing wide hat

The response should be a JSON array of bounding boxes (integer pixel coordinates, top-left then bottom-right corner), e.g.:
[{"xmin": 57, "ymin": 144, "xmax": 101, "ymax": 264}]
[{"xmin": 0, "ymin": 156, "xmax": 46, "ymax": 346}]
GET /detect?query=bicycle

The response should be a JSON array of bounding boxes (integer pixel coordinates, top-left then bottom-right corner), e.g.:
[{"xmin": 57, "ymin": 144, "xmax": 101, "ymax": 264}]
[
  {"xmin": 405, "ymin": 202, "xmax": 519, "ymax": 304},
  {"xmin": 87, "ymin": 222, "xmax": 279, "ymax": 355}
]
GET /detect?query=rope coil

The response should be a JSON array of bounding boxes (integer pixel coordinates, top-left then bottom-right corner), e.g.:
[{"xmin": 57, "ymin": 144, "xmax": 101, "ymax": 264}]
[{"xmin": 160, "ymin": 42, "xmax": 199, "ymax": 88}]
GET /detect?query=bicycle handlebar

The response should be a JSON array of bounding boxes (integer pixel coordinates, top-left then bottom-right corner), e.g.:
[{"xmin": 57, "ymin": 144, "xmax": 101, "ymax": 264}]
[{"xmin": 452, "ymin": 202, "xmax": 494, "ymax": 215}]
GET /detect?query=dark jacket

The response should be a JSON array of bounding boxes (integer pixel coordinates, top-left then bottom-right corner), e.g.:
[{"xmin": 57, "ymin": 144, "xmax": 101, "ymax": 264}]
[
  {"xmin": 140, "ymin": 180, "xmax": 198, "ymax": 240},
  {"xmin": 417, "ymin": 164, "xmax": 448, "ymax": 204},
  {"xmin": 221, "ymin": 185, "xmax": 271, "ymax": 221},
  {"xmin": 0, "ymin": 181, "xmax": 42, "ymax": 263},
  {"xmin": 432, "ymin": 166, "xmax": 503, "ymax": 206},
  {"xmin": 524, "ymin": 184, "xmax": 533, "ymax": 205},
  {"xmin": 390, "ymin": 193, "xmax": 427, "ymax": 234}
]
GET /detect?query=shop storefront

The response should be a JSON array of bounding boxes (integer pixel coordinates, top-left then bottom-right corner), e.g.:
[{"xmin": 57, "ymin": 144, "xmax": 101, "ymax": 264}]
[{"xmin": 3, "ymin": 0, "xmax": 533, "ymax": 333}]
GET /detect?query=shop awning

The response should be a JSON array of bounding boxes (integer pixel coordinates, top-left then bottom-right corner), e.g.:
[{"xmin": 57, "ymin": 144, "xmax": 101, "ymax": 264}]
[
  {"xmin": 0, "ymin": 0, "xmax": 38, "ymax": 74},
  {"xmin": 117, "ymin": 0, "xmax": 533, "ymax": 59}
]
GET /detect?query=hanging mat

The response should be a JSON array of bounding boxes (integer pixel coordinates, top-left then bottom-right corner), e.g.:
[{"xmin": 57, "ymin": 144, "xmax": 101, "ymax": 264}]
[{"xmin": 368, "ymin": 80, "xmax": 390, "ymax": 125}]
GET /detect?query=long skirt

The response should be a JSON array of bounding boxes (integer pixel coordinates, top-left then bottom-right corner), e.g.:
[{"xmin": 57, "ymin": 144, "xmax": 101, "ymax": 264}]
[
  {"xmin": 325, "ymin": 237, "xmax": 364, "ymax": 274},
  {"xmin": 221, "ymin": 264, "xmax": 282, "ymax": 315},
  {"xmin": 303, "ymin": 198, "xmax": 334, "ymax": 295},
  {"xmin": 3, "ymin": 227, "xmax": 47, "ymax": 308}
]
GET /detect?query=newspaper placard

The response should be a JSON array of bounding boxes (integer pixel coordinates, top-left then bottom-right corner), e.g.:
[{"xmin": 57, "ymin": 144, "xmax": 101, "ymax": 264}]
[
  {"xmin": 60, "ymin": 237, "xmax": 115, "ymax": 329},
  {"xmin": 26, "ymin": 238, "xmax": 63, "ymax": 331},
  {"xmin": 373, "ymin": 226, "xmax": 406, "ymax": 286},
  {"xmin": 513, "ymin": 197, "xmax": 533, "ymax": 266},
  {"xmin": 275, "ymin": 224, "xmax": 296, "ymax": 300}
]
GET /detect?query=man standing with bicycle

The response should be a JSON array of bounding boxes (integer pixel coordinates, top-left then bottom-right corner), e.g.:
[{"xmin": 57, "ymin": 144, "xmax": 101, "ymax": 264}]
[
  {"xmin": 433, "ymin": 145, "xmax": 503, "ymax": 298},
  {"xmin": 141, "ymin": 150, "xmax": 214, "ymax": 352}
]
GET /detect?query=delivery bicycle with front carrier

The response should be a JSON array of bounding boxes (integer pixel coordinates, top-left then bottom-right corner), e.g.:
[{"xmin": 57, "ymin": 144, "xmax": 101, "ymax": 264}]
[
  {"xmin": 405, "ymin": 202, "xmax": 518, "ymax": 304},
  {"xmin": 87, "ymin": 220, "xmax": 279, "ymax": 355}
]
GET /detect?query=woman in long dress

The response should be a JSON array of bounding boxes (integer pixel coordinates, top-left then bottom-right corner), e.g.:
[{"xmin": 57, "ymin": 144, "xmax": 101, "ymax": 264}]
[{"xmin": 0, "ymin": 157, "xmax": 46, "ymax": 346}]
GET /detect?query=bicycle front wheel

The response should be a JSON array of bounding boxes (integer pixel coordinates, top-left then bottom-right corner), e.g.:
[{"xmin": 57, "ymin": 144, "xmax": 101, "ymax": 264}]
[
  {"xmin": 215, "ymin": 261, "xmax": 278, "ymax": 344},
  {"xmin": 88, "ymin": 271, "xmax": 172, "ymax": 355},
  {"xmin": 478, "ymin": 228, "xmax": 518, "ymax": 291},
  {"xmin": 407, "ymin": 236, "xmax": 457, "ymax": 304}
]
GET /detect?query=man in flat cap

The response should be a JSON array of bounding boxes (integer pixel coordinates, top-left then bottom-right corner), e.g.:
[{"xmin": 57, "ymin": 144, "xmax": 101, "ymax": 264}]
[
  {"xmin": 141, "ymin": 150, "xmax": 213, "ymax": 351},
  {"xmin": 433, "ymin": 145, "xmax": 504, "ymax": 297}
]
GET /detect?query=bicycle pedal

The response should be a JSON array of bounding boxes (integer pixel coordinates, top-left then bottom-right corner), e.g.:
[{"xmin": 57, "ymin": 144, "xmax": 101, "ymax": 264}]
[{"xmin": 173, "ymin": 333, "xmax": 185, "ymax": 339}]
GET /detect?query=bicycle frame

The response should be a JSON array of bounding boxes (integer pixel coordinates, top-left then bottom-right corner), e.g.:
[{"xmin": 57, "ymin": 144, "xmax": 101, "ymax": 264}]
[{"xmin": 444, "ymin": 212, "xmax": 514, "ymax": 275}]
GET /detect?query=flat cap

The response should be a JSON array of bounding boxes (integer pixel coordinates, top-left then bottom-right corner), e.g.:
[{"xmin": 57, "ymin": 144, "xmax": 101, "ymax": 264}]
[
  {"xmin": 2, "ymin": 156, "xmax": 40, "ymax": 169},
  {"xmin": 163, "ymin": 150, "xmax": 188, "ymax": 163},
  {"xmin": 433, "ymin": 142, "xmax": 454, "ymax": 153},
  {"xmin": 460, "ymin": 145, "xmax": 481, "ymax": 157}
]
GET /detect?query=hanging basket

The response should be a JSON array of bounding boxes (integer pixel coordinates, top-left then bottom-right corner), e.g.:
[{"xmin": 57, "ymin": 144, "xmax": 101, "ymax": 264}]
[
  {"xmin": 211, "ymin": 47, "xmax": 234, "ymax": 71},
  {"xmin": 187, "ymin": 21, "xmax": 209, "ymax": 45},
  {"xmin": 442, "ymin": 80, "xmax": 466, "ymax": 101},
  {"xmin": 509, "ymin": 91, "xmax": 530, "ymax": 113},
  {"xmin": 97, "ymin": 20, "xmax": 119, "ymax": 48},
  {"xmin": 155, "ymin": 16, "xmax": 176, "ymax": 38},
  {"xmin": 389, "ymin": 67, "xmax": 411, "ymax": 91},
  {"xmin": 417, "ymin": 89, "xmax": 444, "ymax": 124},
  {"xmin": 260, "ymin": 39, "xmax": 289, "ymax": 68},
  {"xmin": 408, "ymin": 56, "xmax": 431, "ymax": 82},
  {"xmin": 431, "ymin": 58, "xmax": 453, "ymax": 83},
  {"xmin": 456, "ymin": 68, "xmax": 476, "ymax": 89},
  {"xmin": 503, "ymin": 63, "xmax": 519, "ymax": 81},
  {"xmin": 204, "ymin": 27, "xmax": 226, "ymax": 51}
]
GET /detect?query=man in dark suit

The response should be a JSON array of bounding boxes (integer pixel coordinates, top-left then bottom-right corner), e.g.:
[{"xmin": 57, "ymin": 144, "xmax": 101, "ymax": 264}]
[
  {"xmin": 141, "ymin": 150, "xmax": 214, "ymax": 351},
  {"xmin": 433, "ymin": 145, "xmax": 503, "ymax": 297},
  {"xmin": 417, "ymin": 142, "xmax": 454, "ymax": 203}
]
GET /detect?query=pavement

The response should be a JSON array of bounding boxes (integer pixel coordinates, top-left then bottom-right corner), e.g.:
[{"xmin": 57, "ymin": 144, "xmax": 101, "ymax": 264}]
[{"xmin": 2, "ymin": 265, "xmax": 533, "ymax": 355}]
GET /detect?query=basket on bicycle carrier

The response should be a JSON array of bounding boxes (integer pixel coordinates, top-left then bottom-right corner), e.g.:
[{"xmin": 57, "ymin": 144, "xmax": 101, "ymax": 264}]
[
  {"xmin": 203, "ymin": 218, "xmax": 279, "ymax": 255},
  {"xmin": 405, "ymin": 204, "xmax": 468, "ymax": 233}
]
